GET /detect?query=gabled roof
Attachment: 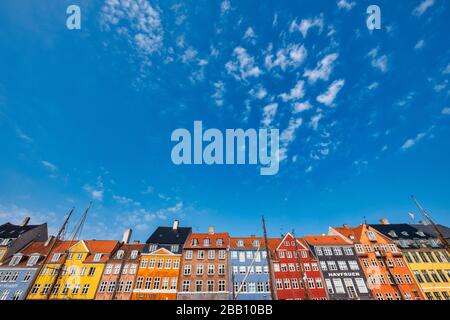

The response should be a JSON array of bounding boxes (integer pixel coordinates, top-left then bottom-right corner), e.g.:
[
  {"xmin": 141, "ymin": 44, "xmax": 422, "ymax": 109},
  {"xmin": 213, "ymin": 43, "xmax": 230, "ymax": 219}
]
[
  {"xmin": 370, "ymin": 223, "xmax": 434, "ymax": 240},
  {"xmin": 184, "ymin": 232, "xmax": 230, "ymax": 249},
  {"xmin": 412, "ymin": 224, "xmax": 450, "ymax": 240},
  {"xmin": 229, "ymin": 236, "xmax": 265, "ymax": 249},
  {"xmin": 145, "ymin": 226, "xmax": 192, "ymax": 246},
  {"xmin": 0, "ymin": 222, "xmax": 44, "ymax": 239},
  {"xmin": 1, "ymin": 241, "xmax": 52, "ymax": 268},
  {"xmin": 331, "ymin": 224, "xmax": 365, "ymax": 241},
  {"xmin": 303, "ymin": 235, "xmax": 352, "ymax": 246}
]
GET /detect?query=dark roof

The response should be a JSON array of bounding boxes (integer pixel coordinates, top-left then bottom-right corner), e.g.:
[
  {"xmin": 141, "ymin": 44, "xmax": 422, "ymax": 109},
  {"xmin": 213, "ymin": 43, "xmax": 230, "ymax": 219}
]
[
  {"xmin": 370, "ymin": 224, "xmax": 435, "ymax": 240},
  {"xmin": 145, "ymin": 226, "xmax": 192, "ymax": 246},
  {"xmin": 0, "ymin": 222, "xmax": 43, "ymax": 239},
  {"xmin": 412, "ymin": 224, "xmax": 450, "ymax": 240}
]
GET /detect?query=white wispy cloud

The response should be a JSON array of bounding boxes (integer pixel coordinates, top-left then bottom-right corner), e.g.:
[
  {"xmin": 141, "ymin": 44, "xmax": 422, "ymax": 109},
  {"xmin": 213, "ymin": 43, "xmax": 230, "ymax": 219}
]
[
  {"xmin": 83, "ymin": 177, "xmax": 104, "ymax": 201},
  {"xmin": 316, "ymin": 79, "xmax": 345, "ymax": 106},
  {"xmin": 401, "ymin": 126, "xmax": 434, "ymax": 150},
  {"xmin": 220, "ymin": 0, "xmax": 231, "ymax": 15},
  {"xmin": 310, "ymin": 113, "xmax": 323, "ymax": 130},
  {"xmin": 368, "ymin": 48, "xmax": 389, "ymax": 73},
  {"xmin": 412, "ymin": 0, "xmax": 435, "ymax": 16},
  {"xmin": 368, "ymin": 82, "xmax": 379, "ymax": 90},
  {"xmin": 16, "ymin": 128, "xmax": 33, "ymax": 143},
  {"xmin": 261, "ymin": 103, "xmax": 278, "ymax": 127},
  {"xmin": 225, "ymin": 47, "xmax": 262, "ymax": 81},
  {"xmin": 265, "ymin": 44, "xmax": 307, "ymax": 71},
  {"xmin": 443, "ymin": 63, "xmax": 450, "ymax": 75},
  {"xmin": 212, "ymin": 81, "xmax": 225, "ymax": 107},
  {"xmin": 41, "ymin": 160, "xmax": 58, "ymax": 172},
  {"xmin": 279, "ymin": 80, "xmax": 305, "ymax": 102},
  {"xmin": 100, "ymin": 0, "xmax": 163, "ymax": 64},
  {"xmin": 113, "ymin": 195, "xmax": 140, "ymax": 206},
  {"xmin": 293, "ymin": 101, "xmax": 312, "ymax": 113},
  {"xmin": 337, "ymin": 0, "xmax": 356, "ymax": 11},
  {"xmin": 279, "ymin": 116, "xmax": 303, "ymax": 161},
  {"xmin": 243, "ymin": 27, "xmax": 256, "ymax": 43},
  {"xmin": 442, "ymin": 107, "xmax": 450, "ymax": 115},
  {"xmin": 249, "ymin": 85, "xmax": 267, "ymax": 100},
  {"xmin": 304, "ymin": 53, "xmax": 338, "ymax": 83},
  {"xmin": 290, "ymin": 16, "xmax": 324, "ymax": 38},
  {"xmin": 414, "ymin": 39, "xmax": 425, "ymax": 50}
]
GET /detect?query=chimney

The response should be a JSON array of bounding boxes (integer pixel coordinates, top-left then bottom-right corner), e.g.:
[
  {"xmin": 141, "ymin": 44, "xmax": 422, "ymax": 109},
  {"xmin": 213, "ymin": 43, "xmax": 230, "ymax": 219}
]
[
  {"xmin": 133, "ymin": 240, "xmax": 140, "ymax": 244},
  {"xmin": 208, "ymin": 226, "xmax": 215, "ymax": 235},
  {"xmin": 380, "ymin": 218, "xmax": 390, "ymax": 225},
  {"xmin": 21, "ymin": 217, "xmax": 30, "ymax": 227},
  {"xmin": 173, "ymin": 220, "xmax": 179, "ymax": 230},
  {"xmin": 122, "ymin": 229, "xmax": 132, "ymax": 244},
  {"xmin": 44, "ymin": 236, "xmax": 55, "ymax": 247},
  {"xmin": 419, "ymin": 220, "xmax": 428, "ymax": 225},
  {"xmin": 342, "ymin": 224, "xmax": 349, "ymax": 229}
]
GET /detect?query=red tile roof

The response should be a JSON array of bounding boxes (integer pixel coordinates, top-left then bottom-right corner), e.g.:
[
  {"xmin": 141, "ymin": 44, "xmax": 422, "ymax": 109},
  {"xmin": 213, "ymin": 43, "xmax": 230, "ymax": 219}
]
[
  {"xmin": 229, "ymin": 237, "xmax": 266, "ymax": 249},
  {"xmin": 184, "ymin": 232, "xmax": 230, "ymax": 249},
  {"xmin": 303, "ymin": 235, "xmax": 351, "ymax": 245}
]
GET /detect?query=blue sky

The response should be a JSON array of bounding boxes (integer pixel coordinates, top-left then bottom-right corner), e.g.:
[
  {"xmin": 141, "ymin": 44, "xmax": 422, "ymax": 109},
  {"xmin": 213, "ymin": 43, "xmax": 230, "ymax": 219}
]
[{"xmin": 0, "ymin": 0, "xmax": 449, "ymax": 241}]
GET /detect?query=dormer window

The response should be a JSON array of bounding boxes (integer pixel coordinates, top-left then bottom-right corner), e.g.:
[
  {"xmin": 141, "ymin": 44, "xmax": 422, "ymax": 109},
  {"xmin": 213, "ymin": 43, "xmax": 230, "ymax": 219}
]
[
  {"xmin": 171, "ymin": 245, "xmax": 179, "ymax": 252},
  {"xmin": 252, "ymin": 240, "xmax": 260, "ymax": 247},
  {"xmin": 1, "ymin": 238, "xmax": 11, "ymax": 246},
  {"xmin": 191, "ymin": 239, "xmax": 198, "ymax": 246},
  {"xmin": 237, "ymin": 240, "xmax": 244, "ymax": 247},
  {"xmin": 9, "ymin": 254, "xmax": 22, "ymax": 266},
  {"xmin": 401, "ymin": 231, "xmax": 409, "ymax": 237},
  {"xmin": 93, "ymin": 253, "xmax": 102, "ymax": 262},
  {"xmin": 148, "ymin": 244, "xmax": 157, "ymax": 252},
  {"xmin": 27, "ymin": 254, "xmax": 40, "ymax": 266},
  {"xmin": 116, "ymin": 250, "xmax": 124, "ymax": 259},
  {"xmin": 216, "ymin": 239, "xmax": 223, "ymax": 246},
  {"xmin": 130, "ymin": 250, "xmax": 138, "ymax": 259},
  {"xmin": 388, "ymin": 231, "xmax": 397, "ymax": 238},
  {"xmin": 203, "ymin": 239, "xmax": 210, "ymax": 246},
  {"xmin": 51, "ymin": 253, "xmax": 62, "ymax": 262},
  {"xmin": 367, "ymin": 231, "xmax": 377, "ymax": 241},
  {"xmin": 416, "ymin": 231, "xmax": 426, "ymax": 237}
]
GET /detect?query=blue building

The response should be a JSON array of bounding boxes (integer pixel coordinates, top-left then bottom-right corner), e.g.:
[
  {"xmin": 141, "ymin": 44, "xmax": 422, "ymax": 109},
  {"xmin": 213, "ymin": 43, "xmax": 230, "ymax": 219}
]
[
  {"xmin": 0, "ymin": 239, "xmax": 51, "ymax": 300},
  {"xmin": 229, "ymin": 237, "xmax": 272, "ymax": 300}
]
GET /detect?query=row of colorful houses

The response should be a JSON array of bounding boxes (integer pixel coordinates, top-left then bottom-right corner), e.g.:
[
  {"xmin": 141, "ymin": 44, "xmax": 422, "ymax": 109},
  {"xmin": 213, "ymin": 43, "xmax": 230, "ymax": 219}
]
[{"xmin": 0, "ymin": 217, "xmax": 449, "ymax": 301}]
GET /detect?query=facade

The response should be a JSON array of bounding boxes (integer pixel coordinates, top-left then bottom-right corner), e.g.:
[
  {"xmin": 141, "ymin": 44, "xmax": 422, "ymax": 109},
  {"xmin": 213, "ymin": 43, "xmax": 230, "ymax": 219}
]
[
  {"xmin": 304, "ymin": 235, "xmax": 371, "ymax": 300},
  {"xmin": 0, "ymin": 218, "xmax": 48, "ymax": 263},
  {"xmin": 177, "ymin": 227, "xmax": 230, "ymax": 300},
  {"xmin": 27, "ymin": 239, "xmax": 119, "ymax": 300},
  {"xmin": 132, "ymin": 221, "xmax": 191, "ymax": 300},
  {"xmin": 0, "ymin": 239, "xmax": 52, "ymax": 300},
  {"xmin": 269, "ymin": 234, "xmax": 328, "ymax": 300},
  {"xmin": 95, "ymin": 231, "xmax": 144, "ymax": 300},
  {"xmin": 229, "ymin": 236, "xmax": 271, "ymax": 300},
  {"xmin": 371, "ymin": 222, "xmax": 450, "ymax": 300},
  {"xmin": 331, "ymin": 224, "xmax": 424, "ymax": 300}
]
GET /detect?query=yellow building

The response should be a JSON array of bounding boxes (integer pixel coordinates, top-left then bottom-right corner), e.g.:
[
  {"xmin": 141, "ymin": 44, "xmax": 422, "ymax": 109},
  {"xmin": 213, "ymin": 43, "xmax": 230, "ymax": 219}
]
[
  {"xmin": 27, "ymin": 240, "xmax": 119, "ymax": 300},
  {"xmin": 371, "ymin": 222, "xmax": 450, "ymax": 300}
]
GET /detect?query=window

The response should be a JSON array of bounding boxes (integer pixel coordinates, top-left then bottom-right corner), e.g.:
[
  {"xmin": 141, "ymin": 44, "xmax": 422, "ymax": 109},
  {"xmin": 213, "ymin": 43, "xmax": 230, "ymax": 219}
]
[
  {"xmin": 122, "ymin": 264, "xmax": 129, "ymax": 274},
  {"xmin": 208, "ymin": 250, "xmax": 215, "ymax": 260},
  {"xmin": 388, "ymin": 244, "xmax": 397, "ymax": 253},
  {"xmin": 157, "ymin": 259, "xmax": 164, "ymax": 269},
  {"xmin": 327, "ymin": 261, "xmax": 337, "ymax": 271},
  {"xmin": 307, "ymin": 278, "xmax": 315, "ymax": 289},
  {"xmin": 257, "ymin": 282, "xmax": 265, "ymax": 292},
  {"xmin": 125, "ymin": 281, "xmax": 133, "ymax": 292},
  {"xmin": 182, "ymin": 281, "xmax": 190, "ymax": 292},
  {"xmin": 107, "ymin": 282, "xmax": 116, "ymax": 293},
  {"xmin": 284, "ymin": 279, "xmax": 291, "ymax": 289},
  {"xmin": 51, "ymin": 253, "xmax": 62, "ymax": 262},
  {"xmin": 316, "ymin": 247, "xmax": 323, "ymax": 255},
  {"xmin": 23, "ymin": 272, "xmax": 32, "ymax": 282},
  {"xmin": 325, "ymin": 279, "xmax": 334, "ymax": 294},
  {"xmin": 191, "ymin": 238, "xmax": 199, "ymax": 246},
  {"xmin": 333, "ymin": 247, "xmax": 343, "ymax": 255},
  {"xmin": 273, "ymin": 263, "xmax": 280, "ymax": 272},
  {"xmin": 141, "ymin": 258, "xmax": 148, "ymax": 268},
  {"xmin": 292, "ymin": 278, "xmax": 299, "ymax": 289},
  {"xmin": 338, "ymin": 261, "xmax": 348, "ymax": 271},
  {"xmin": 114, "ymin": 264, "xmax": 121, "ymax": 274},
  {"xmin": 161, "ymin": 277, "xmax": 169, "ymax": 290},
  {"xmin": 88, "ymin": 267, "xmax": 96, "ymax": 276},
  {"xmin": 99, "ymin": 281, "xmax": 107, "ymax": 293},
  {"xmin": 148, "ymin": 244, "xmax": 157, "ymax": 252},
  {"xmin": 218, "ymin": 250, "xmax": 226, "ymax": 259},
  {"xmin": 185, "ymin": 250, "xmax": 193, "ymax": 260},
  {"xmin": 9, "ymin": 254, "xmax": 22, "ymax": 266},
  {"xmin": 93, "ymin": 253, "xmax": 102, "ymax": 262},
  {"xmin": 289, "ymin": 263, "xmax": 295, "ymax": 271},
  {"xmin": 136, "ymin": 277, "xmax": 143, "ymax": 289},
  {"xmin": 253, "ymin": 240, "xmax": 260, "ymax": 247},
  {"xmin": 31, "ymin": 284, "xmax": 40, "ymax": 294},
  {"xmin": 170, "ymin": 245, "xmax": 179, "ymax": 253},
  {"xmin": 203, "ymin": 238, "xmax": 210, "ymax": 246},
  {"xmin": 149, "ymin": 259, "xmax": 157, "ymax": 269},
  {"xmin": 130, "ymin": 250, "xmax": 138, "ymax": 259},
  {"xmin": 218, "ymin": 280, "xmax": 226, "ymax": 292},
  {"xmin": 197, "ymin": 250, "xmax": 205, "ymax": 259},
  {"xmin": 323, "ymin": 247, "xmax": 332, "ymax": 256},
  {"xmin": 170, "ymin": 278, "xmax": 177, "ymax": 290},
  {"xmin": 144, "ymin": 277, "xmax": 152, "ymax": 289},
  {"xmin": 231, "ymin": 251, "xmax": 238, "ymax": 259},
  {"xmin": 333, "ymin": 278, "xmax": 345, "ymax": 293},
  {"xmin": 216, "ymin": 239, "xmax": 223, "ymax": 246},
  {"xmin": 218, "ymin": 264, "xmax": 225, "ymax": 275},
  {"xmin": 276, "ymin": 279, "xmax": 283, "ymax": 289},
  {"xmin": 320, "ymin": 261, "xmax": 327, "ymax": 271},
  {"xmin": 355, "ymin": 244, "xmax": 364, "ymax": 254},
  {"xmin": 116, "ymin": 250, "xmax": 124, "ymax": 259},
  {"xmin": 430, "ymin": 270, "xmax": 440, "ymax": 282},
  {"xmin": 316, "ymin": 278, "xmax": 323, "ymax": 288},
  {"xmin": 343, "ymin": 247, "xmax": 353, "ymax": 255},
  {"xmin": 239, "ymin": 266, "xmax": 246, "ymax": 274},
  {"xmin": 165, "ymin": 259, "xmax": 172, "ymax": 269},
  {"xmin": 354, "ymin": 278, "xmax": 368, "ymax": 293},
  {"xmin": 421, "ymin": 270, "xmax": 432, "ymax": 282},
  {"xmin": 437, "ymin": 270, "xmax": 448, "ymax": 283},
  {"xmin": 10, "ymin": 272, "xmax": 19, "ymax": 282},
  {"xmin": 405, "ymin": 274, "xmax": 414, "ymax": 284},
  {"xmin": 129, "ymin": 264, "xmax": 137, "ymax": 274},
  {"xmin": 239, "ymin": 252, "xmax": 245, "ymax": 262},
  {"xmin": 195, "ymin": 280, "xmax": 203, "ymax": 292},
  {"xmin": 196, "ymin": 264, "xmax": 204, "ymax": 275},
  {"xmin": 72, "ymin": 284, "xmax": 80, "ymax": 295},
  {"xmin": 12, "ymin": 290, "xmax": 22, "ymax": 300},
  {"xmin": 81, "ymin": 284, "xmax": 89, "ymax": 295},
  {"xmin": 0, "ymin": 290, "xmax": 9, "ymax": 300},
  {"xmin": 61, "ymin": 284, "xmax": 70, "ymax": 295},
  {"xmin": 237, "ymin": 240, "xmax": 244, "ymax": 247},
  {"xmin": 255, "ymin": 266, "xmax": 262, "ymax": 274},
  {"xmin": 367, "ymin": 231, "xmax": 377, "ymax": 241},
  {"xmin": 348, "ymin": 261, "xmax": 359, "ymax": 270},
  {"xmin": 281, "ymin": 264, "xmax": 288, "ymax": 272},
  {"xmin": 279, "ymin": 251, "xmax": 285, "ymax": 258},
  {"xmin": 153, "ymin": 277, "xmax": 161, "ymax": 290},
  {"xmin": 184, "ymin": 265, "xmax": 191, "ymax": 275},
  {"xmin": 207, "ymin": 280, "xmax": 214, "ymax": 292},
  {"xmin": 207, "ymin": 264, "xmax": 215, "ymax": 275}
]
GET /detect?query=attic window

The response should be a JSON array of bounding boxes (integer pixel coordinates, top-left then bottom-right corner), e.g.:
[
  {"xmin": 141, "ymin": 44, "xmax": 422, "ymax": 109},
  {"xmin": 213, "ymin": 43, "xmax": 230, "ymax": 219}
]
[
  {"xmin": 252, "ymin": 240, "xmax": 260, "ymax": 247},
  {"xmin": 216, "ymin": 239, "xmax": 223, "ymax": 246},
  {"xmin": 130, "ymin": 250, "xmax": 138, "ymax": 259},
  {"xmin": 367, "ymin": 231, "xmax": 377, "ymax": 241},
  {"xmin": 416, "ymin": 231, "xmax": 426, "ymax": 237},
  {"xmin": 9, "ymin": 254, "xmax": 22, "ymax": 266},
  {"xmin": 388, "ymin": 231, "xmax": 397, "ymax": 238},
  {"xmin": 349, "ymin": 235, "xmax": 355, "ymax": 240},
  {"xmin": 116, "ymin": 250, "xmax": 124, "ymax": 259},
  {"xmin": 93, "ymin": 253, "xmax": 102, "ymax": 262},
  {"xmin": 1, "ymin": 238, "xmax": 11, "ymax": 245},
  {"xmin": 27, "ymin": 254, "xmax": 40, "ymax": 266},
  {"xmin": 237, "ymin": 240, "xmax": 244, "ymax": 247},
  {"xmin": 401, "ymin": 231, "xmax": 409, "ymax": 236}
]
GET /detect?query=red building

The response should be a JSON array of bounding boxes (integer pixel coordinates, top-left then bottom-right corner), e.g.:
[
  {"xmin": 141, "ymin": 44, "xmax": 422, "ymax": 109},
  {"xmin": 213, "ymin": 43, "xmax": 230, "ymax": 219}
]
[{"xmin": 268, "ymin": 233, "xmax": 328, "ymax": 300}]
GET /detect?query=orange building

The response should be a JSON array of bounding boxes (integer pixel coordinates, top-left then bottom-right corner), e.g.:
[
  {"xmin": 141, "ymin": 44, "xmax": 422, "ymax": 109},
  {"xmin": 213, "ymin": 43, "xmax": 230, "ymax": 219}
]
[
  {"xmin": 330, "ymin": 224, "xmax": 424, "ymax": 300},
  {"xmin": 132, "ymin": 220, "xmax": 191, "ymax": 300}
]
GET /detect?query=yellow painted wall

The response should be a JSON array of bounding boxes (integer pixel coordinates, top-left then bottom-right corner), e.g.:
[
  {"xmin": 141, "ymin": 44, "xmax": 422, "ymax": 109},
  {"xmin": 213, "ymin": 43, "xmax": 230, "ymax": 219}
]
[
  {"xmin": 403, "ymin": 249, "xmax": 450, "ymax": 300},
  {"xmin": 27, "ymin": 242, "xmax": 105, "ymax": 300}
]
